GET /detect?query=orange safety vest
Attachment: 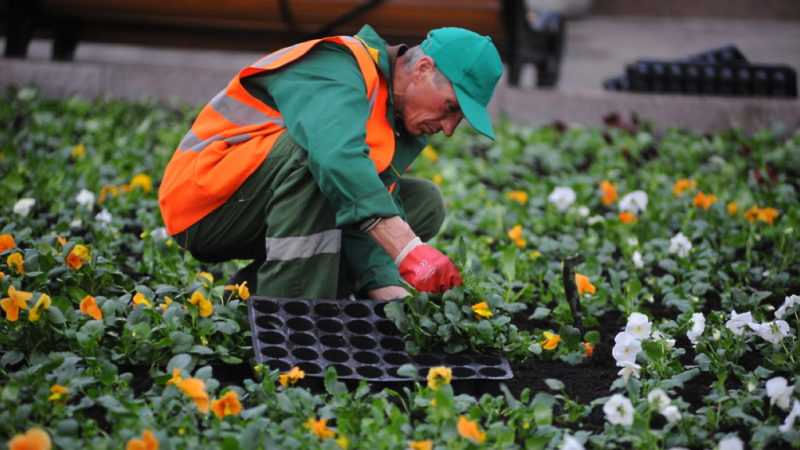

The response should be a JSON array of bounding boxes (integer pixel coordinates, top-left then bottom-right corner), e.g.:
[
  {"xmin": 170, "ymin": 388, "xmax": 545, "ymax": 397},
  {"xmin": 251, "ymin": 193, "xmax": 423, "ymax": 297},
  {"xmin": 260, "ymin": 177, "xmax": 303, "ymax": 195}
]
[{"xmin": 158, "ymin": 35, "xmax": 396, "ymax": 236}]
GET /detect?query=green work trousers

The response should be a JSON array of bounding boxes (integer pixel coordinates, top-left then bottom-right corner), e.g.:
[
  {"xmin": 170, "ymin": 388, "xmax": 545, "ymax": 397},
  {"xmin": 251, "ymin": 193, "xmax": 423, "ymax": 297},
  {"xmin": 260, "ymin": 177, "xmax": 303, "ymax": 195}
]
[{"xmin": 175, "ymin": 132, "xmax": 445, "ymax": 299}]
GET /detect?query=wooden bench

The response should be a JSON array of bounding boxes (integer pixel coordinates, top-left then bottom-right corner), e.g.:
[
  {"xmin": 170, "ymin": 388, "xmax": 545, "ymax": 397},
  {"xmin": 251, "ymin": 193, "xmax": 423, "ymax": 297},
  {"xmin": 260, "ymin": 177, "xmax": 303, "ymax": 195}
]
[{"xmin": 1, "ymin": 0, "xmax": 565, "ymax": 86}]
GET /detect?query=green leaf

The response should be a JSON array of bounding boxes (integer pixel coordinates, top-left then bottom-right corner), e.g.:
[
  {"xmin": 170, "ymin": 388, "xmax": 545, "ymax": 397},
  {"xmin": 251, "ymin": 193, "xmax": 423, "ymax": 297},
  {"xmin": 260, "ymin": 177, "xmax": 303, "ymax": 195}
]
[
  {"xmin": 1, "ymin": 380, "xmax": 21, "ymax": 402},
  {"xmin": 530, "ymin": 306, "xmax": 551, "ymax": 320},
  {"xmin": 383, "ymin": 301, "xmax": 411, "ymax": 333},
  {"xmin": 66, "ymin": 286, "xmax": 87, "ymax": 302},
  {"xmin": 396, "ymin": 364, "xmax": 418, "ymax": 379},
  {"xmin": 642, "ymin": 340, "xmax": 665, "ymax": 360},
  {"xmin": 213, "ymin": 319, "xmax": 239, "ymax": 335},
  {"xmin": 167, "ymin": 353, "xmax": 193, "ymax": 373},
  {"xmin": 96, "ymin": 395, "xmax": 129, "ymax": 415},
  {"xmin": 220, "ymin": 436, "xmax": 240, "ymax": 450},
  {"xmin": 45, "ymin": 306, "xmax": 66, "ymax": 325},
  {"xmin": 0, "ymin": 351, "xmax": 24, "ymax": 368},
  {"xmin": 559, "ymin": 324, "xmax": 581, "ymax": 348},
  {"xmin": 694, "ymin": 353, "xmax": 712, "ymax": 371},
  {"xmin": 476, "ymin": 319, "xmax": 493, "ymax": 337},
  {"xmin": 189, "ymin": 345, "xmax": 214, "ymax": 355},
  {"xmin": 544, "ymin": 378, "xmax": 564, "ymax": 391},
  {"xmin": 583, "ymin": 330, "xmax": 600, "ymax": 344},
  {"xmin": 658, "ymin": 259, "xmax": 678, "ymax": 273},
  {"xmin": 169, "ymin": 331, "xmax": 194, "ymax": 352},
  {"xmin": 533, "ymin": 401, "xmax": 552, "ymax": 426},
  {"xmin": 444, "ymin": 301, "xmax": 461, "ymax": 323}
]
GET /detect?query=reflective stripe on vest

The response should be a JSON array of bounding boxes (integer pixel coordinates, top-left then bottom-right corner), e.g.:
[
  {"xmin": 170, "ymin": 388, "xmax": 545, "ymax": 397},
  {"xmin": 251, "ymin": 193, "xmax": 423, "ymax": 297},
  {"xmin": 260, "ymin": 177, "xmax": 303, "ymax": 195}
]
[{"xmin": 158, "ymin": 35, "xmax": 395, "ymax": 236}]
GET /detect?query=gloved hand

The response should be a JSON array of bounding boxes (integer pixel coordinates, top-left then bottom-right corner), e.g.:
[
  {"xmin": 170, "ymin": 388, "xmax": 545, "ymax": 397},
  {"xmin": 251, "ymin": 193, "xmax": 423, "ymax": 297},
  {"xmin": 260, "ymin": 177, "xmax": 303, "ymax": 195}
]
[{"xmin": 396, "ymin": 238, "xmax": 462, "ymax": 293}]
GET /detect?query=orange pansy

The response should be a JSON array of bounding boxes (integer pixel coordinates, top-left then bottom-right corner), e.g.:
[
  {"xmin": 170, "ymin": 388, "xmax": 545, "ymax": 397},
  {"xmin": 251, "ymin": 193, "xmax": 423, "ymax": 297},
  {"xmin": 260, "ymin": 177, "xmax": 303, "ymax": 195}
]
[
  {"xmin": 66, "ymin": 245, "xmax": 90, "ymax": 270},
  {"xmin": 125, "ymin": 429, "xmax": 159, "ymax": 450},
  {"xmin": 457, "ymin": 415, "xmax": 486, "ymax": 444},
  {"xmin": 211, "ymin": 390, "xmax": 242, "ymax": 419},
  {"xmin": 575, "ymin": 273, "xmax": 596, "ymax": 295},
  {"xmin": 507, "ymin": 225, "xmax": 526, "ymax": 247},
  {"xmin": 471, "ymin": 301, "xmax": 493, "ymax": 319},
  {"xmin": 672, "ymin": 178, "xmax": 697, "ymax": 196},
  {"xmin": 177, "ymin": 378, "xmax": 209, "ymax": 413},
  {"xmin": 304, "ymin": 417, "xmax": 336, "ymax": 440},
  {"xmin": 540, "ymin": 331, "xmax": 561, "ymax": 350},
  {"xmin": 692, "ymin": 191, "xmax": 718, "ymax": 210},
  {"xmin": 8, "ymin": 427, "xmax": 52, "ymax": 450},
  {"xmin": 279, "ymin": 366, "xmax": 305, "ymax": 387},
  {"xmin": 618, "ymin": 211, "xmax": 638, "ymax": 224},
  {"xmin": 0, "ymin": 234, "xmax": 16, "ymax": 253},
  {"xmin": 409, "ymin": 441, "xmax": 433, "ymax": 450},
  {"xmin": 1, "ymin": 286, "xmax": 33, "ymax": 322},
  {"xmin": 600, "ymin": 180, "xmax": 618, "ymax": 206},
  {"xmin": 505, "ymin": 190, "xmax": 529, "ymax": 205},
  {"xmin": 79, "ymin": 295, "xmax": 103, "ymax": 320}
]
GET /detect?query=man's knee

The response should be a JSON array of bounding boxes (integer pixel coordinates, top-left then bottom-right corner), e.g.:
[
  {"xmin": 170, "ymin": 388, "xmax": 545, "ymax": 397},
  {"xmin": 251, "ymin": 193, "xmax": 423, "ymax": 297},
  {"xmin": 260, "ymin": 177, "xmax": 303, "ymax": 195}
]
[{"xmin": 400, "ymin": 177, "xmax": 446, "ymax": 241}]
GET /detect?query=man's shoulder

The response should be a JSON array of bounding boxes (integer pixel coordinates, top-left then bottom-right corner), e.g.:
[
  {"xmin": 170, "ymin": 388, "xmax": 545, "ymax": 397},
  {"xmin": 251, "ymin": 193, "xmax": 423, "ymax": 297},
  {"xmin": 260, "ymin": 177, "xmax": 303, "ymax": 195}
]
[{"xmin": 354, "ymin": 24, "xmax": 388, "ymax": 49}]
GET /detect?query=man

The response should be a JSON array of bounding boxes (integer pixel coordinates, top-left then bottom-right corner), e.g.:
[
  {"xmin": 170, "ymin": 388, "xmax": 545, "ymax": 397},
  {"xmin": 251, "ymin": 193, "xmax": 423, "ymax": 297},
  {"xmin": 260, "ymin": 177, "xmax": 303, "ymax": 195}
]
[{"xmin": 158, "ymin": 25, "xmax": 503, "ymax": 300}]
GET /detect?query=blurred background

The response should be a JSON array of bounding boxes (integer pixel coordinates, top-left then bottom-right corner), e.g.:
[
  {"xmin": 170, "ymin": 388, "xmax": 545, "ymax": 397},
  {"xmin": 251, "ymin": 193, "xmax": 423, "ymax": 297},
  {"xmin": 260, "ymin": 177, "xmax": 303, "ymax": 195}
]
[{"xmin": 1, "ymin": 0, "xmax": 799, "ymax": 134}]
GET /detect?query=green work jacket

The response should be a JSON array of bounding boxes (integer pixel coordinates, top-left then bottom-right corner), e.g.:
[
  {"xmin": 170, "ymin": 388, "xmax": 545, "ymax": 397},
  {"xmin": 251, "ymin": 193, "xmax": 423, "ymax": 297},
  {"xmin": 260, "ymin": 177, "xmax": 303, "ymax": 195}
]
[{"xmin": 241, "ymin": 25, "xmax": 428, "ymax": 292}]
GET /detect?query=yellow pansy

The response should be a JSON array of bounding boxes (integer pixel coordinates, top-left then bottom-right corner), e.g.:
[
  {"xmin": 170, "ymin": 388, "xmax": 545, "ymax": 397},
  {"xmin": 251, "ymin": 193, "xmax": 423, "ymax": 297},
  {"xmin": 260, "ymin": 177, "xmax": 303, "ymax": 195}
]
[{"xmin": 426, "ymin": 366, "xmax": 452, "ymax": 391}]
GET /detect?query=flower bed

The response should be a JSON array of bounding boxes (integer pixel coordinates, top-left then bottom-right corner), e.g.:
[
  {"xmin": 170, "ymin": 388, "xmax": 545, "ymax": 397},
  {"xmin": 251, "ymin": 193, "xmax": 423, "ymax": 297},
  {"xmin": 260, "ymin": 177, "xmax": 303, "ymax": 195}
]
[{"xmin": 1, "ymin": 86, "xmax": 798, "ymax": 449}]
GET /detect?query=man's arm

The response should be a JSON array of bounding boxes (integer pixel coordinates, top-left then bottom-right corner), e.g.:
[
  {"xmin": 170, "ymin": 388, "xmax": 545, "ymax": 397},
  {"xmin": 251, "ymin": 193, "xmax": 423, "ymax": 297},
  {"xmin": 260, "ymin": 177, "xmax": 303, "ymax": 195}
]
[{"xmin": 368, "ymin": 216, "xmax": 462, "ymax": 294}]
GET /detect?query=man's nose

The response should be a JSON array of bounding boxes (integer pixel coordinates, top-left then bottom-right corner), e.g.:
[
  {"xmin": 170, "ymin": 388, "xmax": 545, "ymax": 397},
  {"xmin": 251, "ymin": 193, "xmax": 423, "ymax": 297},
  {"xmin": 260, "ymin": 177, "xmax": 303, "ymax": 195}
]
[{"xmin": 441, "ymin": 115, "xmax": 462, "ymax": 137}]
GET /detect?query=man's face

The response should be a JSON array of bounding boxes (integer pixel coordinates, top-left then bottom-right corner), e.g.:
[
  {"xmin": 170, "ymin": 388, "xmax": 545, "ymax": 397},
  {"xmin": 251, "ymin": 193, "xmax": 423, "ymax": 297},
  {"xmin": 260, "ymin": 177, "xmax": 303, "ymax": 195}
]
[{"xmin": 397, "ymin": 59, "xmax": 464, "ymax": 137}]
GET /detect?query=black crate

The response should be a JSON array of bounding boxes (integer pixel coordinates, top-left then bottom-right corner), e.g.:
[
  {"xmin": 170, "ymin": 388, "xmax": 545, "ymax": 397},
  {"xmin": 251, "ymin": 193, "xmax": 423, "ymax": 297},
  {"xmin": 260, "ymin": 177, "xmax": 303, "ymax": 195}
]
[
  {"xmin": 604, "ymin": 44, "xmax": 797, "ymax": 98},
  {"xmin": 247, "ymin": 297, "xmax": 513, "ymax": 382}
]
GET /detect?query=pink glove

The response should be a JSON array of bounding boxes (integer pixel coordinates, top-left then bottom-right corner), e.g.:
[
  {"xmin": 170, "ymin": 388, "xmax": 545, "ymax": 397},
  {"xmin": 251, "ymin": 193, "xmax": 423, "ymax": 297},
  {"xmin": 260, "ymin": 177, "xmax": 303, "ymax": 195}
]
[{"xmin": 396, "ymin": 238, "xmax": 463, "ymax": 293}]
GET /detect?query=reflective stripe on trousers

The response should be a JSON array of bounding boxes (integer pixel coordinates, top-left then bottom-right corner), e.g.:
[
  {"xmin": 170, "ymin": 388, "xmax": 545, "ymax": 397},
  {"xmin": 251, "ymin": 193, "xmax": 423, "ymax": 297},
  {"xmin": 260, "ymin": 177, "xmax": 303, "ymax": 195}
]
[{"xmin": 265, "ymin": 229, "xmax": 341, "ymax": 261}]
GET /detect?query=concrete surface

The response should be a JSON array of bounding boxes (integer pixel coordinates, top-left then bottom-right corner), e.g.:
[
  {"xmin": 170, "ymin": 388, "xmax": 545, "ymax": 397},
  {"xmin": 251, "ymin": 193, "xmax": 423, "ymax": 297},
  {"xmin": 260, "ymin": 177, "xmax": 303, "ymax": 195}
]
[{"xmin": 1, "ymin": 15, "xmax": 799, "ymax": 135}]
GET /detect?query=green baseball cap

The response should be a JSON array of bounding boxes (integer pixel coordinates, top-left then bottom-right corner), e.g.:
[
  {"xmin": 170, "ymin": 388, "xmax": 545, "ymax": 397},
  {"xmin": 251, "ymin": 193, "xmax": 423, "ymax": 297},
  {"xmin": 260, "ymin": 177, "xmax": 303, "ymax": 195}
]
[{"xmin": 421, "ymin": 27, "xmax": 503, "ymax": 139}]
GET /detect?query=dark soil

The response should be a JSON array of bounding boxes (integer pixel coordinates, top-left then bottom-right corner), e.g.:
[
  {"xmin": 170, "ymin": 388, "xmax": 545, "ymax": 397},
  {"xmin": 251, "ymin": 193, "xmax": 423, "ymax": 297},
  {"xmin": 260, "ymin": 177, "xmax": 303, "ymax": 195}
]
[{"xmin": 497, "ymin": 307, "xmax": 625, "ymax": 428}]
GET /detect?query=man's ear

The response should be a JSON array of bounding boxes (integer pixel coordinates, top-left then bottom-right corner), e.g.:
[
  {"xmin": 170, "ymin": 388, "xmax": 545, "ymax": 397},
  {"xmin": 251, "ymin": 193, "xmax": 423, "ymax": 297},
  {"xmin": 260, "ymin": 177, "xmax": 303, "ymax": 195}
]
[{"xmin": 413, "ymin": 55, "xmax": 436, "ymax": 80}]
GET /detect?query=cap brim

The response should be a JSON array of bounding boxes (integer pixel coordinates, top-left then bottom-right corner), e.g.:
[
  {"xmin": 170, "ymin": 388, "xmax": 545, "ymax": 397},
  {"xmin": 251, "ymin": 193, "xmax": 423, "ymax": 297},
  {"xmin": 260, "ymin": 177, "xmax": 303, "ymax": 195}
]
[{"xmin": 454, "ymin": 85, "xmax": 495, "ymax": 140}]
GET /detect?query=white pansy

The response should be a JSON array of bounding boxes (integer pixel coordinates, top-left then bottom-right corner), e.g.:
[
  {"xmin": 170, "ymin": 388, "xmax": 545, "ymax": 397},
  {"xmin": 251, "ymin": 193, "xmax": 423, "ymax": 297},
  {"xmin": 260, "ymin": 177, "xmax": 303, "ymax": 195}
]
[
  {"xmin": 627, "ymin": 237, "xmax": 639, "ymax": 247},
  {"xmin": 619, "ymin": 190, "xmax": 648, "ymax": 214},
  {"xmin": 617, "ymin": 361, "xmax": 641, "ymax": 381},
  {"xmin": 632, "ymin": 251, "xmax": 644, "ymax": 269},
  {"xmin": 749, "ymin": 320, "xmax": 791, "ymax": 344},
  {"xmin": 625, "ymin": 312, "xmax": 652, "ymax": 340},
  {"xmin": 669, "ymin": 232, "xmax": 692, "ymax": 258},
  {"xmin": 687, "ymin": 312, "xmax": 706, "ymax": 345},
  {"xmin": 718, "ymin": 436, "xmax": 743, "ymax": 450},
  {"xmin": 70, "ymin": 218, "xmax": 83, "ymax": 229},
  {"xmin": 725, "ymin": 310, "xmax": 755, "ymax": 336},
  {"xmin": 661, "ymin": 405, "xmax": 681, "ymax": 423},
  {"xmin": 647, "ymin": 388, "xmax": 671, "ymax": 412},
  {"xmin": 13, "ymin": 198, "xmax": 36, "ymax": 217},
  {"xmin": 587, "ymin": 215, "xmax": 605, "ymax": 225},
  {"xmin": 603, "ymin": 394, "xmax": 634, "ymax": 426},
  {"xmin": 766, "ymin": 377, "xmax": 794, "ymax": 410},
  {"xmin": 561, "ymin": 435, "xmax": 585, "ymax": 450},
  {"xmin": 548, "ymin": 186, "xmax": 577, "ymax": 212},
  {"xmin": 780, "ymin": 400, "xmax": 800, "ymax": 433},
  {"xmin": 612, "ymin": 331, "xmax": 642, "ymax": 366},
  {"xmin": 577, "ymin": 206, "xmax": 590, "ymax": 217},
  {"xmin": 95, "ymin": 209, "xmax": 113, "ymax": 224},
  {"xmin": 775, "ymin": 294, "xmax": 800, "ymax": 319},
  {"xmin": 76, "ymin": 188, "xmax": 96, "ymax": 210}
]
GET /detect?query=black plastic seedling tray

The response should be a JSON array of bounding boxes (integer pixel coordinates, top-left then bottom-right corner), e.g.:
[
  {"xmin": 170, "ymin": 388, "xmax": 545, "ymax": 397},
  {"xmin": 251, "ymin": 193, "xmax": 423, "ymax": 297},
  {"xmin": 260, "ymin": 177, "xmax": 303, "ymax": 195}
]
[{"xmin": 247, "ymin": 297, "xmax": 513, "ymax": 383}]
